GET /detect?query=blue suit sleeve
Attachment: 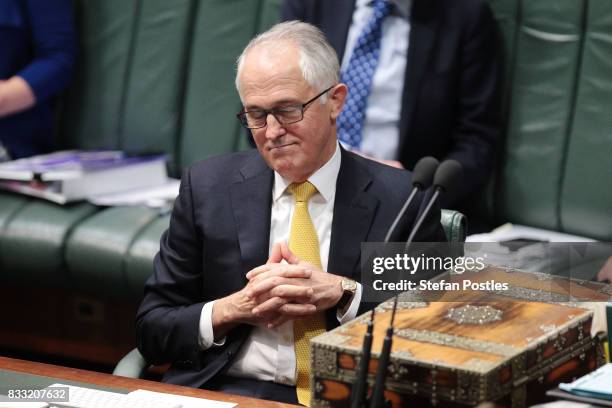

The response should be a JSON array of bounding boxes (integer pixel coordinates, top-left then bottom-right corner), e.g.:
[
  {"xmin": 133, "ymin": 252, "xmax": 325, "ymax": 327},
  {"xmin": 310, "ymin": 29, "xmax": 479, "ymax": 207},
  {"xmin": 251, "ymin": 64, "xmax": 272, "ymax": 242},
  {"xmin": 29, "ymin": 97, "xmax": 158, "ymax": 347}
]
[{"xmin": 17, "ymin": 0, "xmax": 76, "ymax": 102}]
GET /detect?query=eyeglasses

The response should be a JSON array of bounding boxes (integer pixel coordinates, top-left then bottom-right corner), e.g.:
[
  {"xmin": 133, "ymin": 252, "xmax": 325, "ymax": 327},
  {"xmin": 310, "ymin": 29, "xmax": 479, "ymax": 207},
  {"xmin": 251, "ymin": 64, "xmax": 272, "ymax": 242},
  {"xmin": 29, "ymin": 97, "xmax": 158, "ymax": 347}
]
[{"xmin": 236, "ymin": 85, "xmax": 335, "ymax": 129}]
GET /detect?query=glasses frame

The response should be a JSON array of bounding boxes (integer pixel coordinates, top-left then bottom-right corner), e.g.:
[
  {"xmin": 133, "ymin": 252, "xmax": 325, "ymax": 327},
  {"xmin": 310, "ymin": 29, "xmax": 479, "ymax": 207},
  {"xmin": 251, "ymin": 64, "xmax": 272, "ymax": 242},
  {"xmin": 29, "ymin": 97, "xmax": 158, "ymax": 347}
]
[{"xmin": 236, "ymin": 85, "xmax": 335, "ymax": 129}]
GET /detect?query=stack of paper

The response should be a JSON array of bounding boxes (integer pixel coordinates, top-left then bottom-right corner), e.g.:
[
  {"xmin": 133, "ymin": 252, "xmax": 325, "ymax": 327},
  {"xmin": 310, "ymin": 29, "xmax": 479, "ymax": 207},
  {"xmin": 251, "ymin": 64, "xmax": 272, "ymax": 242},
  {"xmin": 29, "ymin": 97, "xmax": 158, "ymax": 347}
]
[
  {"xmin": 559, "ymin": 363, "xmax": 612, "ymax": 401},
  {"xmin": 0, "ymin": 150, "xmax": 168, "ymax": 204}
]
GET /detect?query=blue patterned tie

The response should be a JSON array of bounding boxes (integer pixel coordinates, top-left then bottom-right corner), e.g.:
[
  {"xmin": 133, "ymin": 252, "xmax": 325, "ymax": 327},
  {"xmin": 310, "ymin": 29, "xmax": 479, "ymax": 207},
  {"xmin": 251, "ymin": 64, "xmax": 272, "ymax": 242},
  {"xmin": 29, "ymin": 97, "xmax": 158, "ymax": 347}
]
[{"xmin": 337, "ymin": 0, "xmax": 394, "ymax": 149}]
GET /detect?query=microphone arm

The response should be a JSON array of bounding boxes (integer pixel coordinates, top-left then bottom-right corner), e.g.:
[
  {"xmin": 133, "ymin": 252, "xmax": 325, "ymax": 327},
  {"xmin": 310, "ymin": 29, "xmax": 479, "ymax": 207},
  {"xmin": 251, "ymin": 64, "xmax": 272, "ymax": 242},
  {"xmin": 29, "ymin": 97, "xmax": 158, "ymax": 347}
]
[
  {"xmin": 384, "ymin": 188, "xmax": 419, "ymax": 243},
  {"xmin": 350, "ymin": 307, "xmax": 376, "ymax": 408},
  {"xmin": 350, "ymin": 157, "xmax": 439, "ymax": 408},
  {"xmin": 404, "ymin": 159, "xmax": 463, "ymax": 250},
  {"xmin": 369, "ymin": 295, "xmax": 399, "ymax": 408},
  {"xmin": 404, "ymin": 188, "xmax": 441, "ymax": 248},
  {"xmin": 383, "ymin": 156, "xmax": 438, "ymax": 243}
]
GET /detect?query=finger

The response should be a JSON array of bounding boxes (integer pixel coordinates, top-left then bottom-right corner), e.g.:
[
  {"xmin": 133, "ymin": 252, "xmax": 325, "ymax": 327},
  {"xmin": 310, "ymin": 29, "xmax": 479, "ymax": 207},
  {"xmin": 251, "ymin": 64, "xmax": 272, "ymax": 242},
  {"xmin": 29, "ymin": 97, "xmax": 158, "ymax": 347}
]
[
  {"xmin": 246, "ymin": 263, "xmax": 275, "ymax": 280},
  {"xmin": 280, "ymin": 242, "xmax": 301, "ymax": 265},
  {"xmin": 267, "ymin": 314, "xmax": 291, "ymax": 329},
  {"xmin": 596, "ymin": 257, "xmax": 612, "ymax": 282},
  {"xmin": 251, "ymin": 265, "xmax": 311, "ymax": 283},
  {"xmin": 248, "ymin": 276, "xmax": 294, "ymax": 299},
  {"xmin": 248, "ymin": 274, "xmax": 313, "ymax": 299},
  {"xmin": 269, "ymin": 284, "xmax": 313, "ymax": 301},
  {"xmin": 252, "ymin": 296, "xmax": 288, "ymax": 316},
  {"xmin": 247, "ymin": 267, "xmax": 311, "ymax": 294},
  {"xmin": 267, "ymin": 242, "xmax": 283, "ymax": 264},
  {"xmin": 596, "ymin": 269, "xmax": 609, "ymax": 282},
  {"xmin": 278, "ymin": 303, "xmax": 317, "ymax": 316},
  {"xmin": 248, "ymin": 263, "xmax": 309, "ymax": 281}
]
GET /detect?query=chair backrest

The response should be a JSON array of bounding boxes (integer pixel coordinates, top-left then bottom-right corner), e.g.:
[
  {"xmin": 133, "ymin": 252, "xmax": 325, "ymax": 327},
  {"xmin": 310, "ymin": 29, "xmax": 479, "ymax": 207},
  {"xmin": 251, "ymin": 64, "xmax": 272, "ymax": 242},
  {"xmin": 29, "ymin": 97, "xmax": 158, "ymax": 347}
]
[
  {"xmin": 57, "ymin": 0, "xmax": 611, "ymax": 240},
  {"xmin": 59, "ymin": 0, "xmax": 194, "ymax": 167},
  {"xmin": 58, "ymin": 0, "xmax": 282, "ymax": 176},
  {"xmin": 176, "ymin": 0, "xmax": 282, "ymax": 170},
  {"xmin": 488, "ymin": 0, "xmax": 612, "ymax": 240}
]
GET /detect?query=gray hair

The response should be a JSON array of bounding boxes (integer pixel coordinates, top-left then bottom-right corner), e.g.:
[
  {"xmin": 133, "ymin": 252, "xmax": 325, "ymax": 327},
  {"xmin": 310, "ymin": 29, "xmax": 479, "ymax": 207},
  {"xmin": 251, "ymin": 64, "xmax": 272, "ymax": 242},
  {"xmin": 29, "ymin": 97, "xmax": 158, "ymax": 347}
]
[{"xmin": 235, "ymin": 21, "xmax": 340, "ymax": 99}]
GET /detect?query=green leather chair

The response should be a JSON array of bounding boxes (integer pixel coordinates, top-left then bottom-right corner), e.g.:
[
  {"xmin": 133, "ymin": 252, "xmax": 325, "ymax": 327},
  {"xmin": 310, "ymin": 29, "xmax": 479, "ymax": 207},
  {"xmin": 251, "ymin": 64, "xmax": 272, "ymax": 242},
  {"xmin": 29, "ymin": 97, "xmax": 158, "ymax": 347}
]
[{"xmin": 2, "ymin": 0, "xmax": 611, "ymax": 368}]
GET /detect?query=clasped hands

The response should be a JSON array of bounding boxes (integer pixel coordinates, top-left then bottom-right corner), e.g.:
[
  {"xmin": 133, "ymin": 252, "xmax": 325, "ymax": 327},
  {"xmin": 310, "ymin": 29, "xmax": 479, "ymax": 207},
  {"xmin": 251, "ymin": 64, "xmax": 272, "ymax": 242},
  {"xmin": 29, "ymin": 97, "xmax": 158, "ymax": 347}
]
[{"xmin": 213, "ymin": 242, "xmax": 343, "ymax": 334}]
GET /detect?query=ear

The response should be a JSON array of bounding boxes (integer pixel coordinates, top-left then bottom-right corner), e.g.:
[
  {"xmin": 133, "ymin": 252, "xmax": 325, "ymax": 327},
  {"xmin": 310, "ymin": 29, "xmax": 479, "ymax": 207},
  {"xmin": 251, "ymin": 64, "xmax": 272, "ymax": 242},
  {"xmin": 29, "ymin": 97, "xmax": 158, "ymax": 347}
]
[{"xmin": 329, "ymin": 83, "xmax": 348, "ymax": 120}]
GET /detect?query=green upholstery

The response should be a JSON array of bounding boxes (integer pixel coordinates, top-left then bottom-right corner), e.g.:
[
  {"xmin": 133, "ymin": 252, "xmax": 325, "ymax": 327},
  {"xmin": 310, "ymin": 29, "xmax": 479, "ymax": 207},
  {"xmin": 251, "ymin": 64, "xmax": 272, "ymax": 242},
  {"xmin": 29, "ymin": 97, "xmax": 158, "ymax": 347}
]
[
  {"xmin": 0, "ymin": 201, "xmax": 97, "ymax": 286},
  {"xmin": 178, "ymin": 0, "xmax": 283, "ymax": 168},
  {"xmin": 60, "ymin": 0, "xmax": 137, "ymax": 149},
  {"xmin": 0, "ymin": 193, "xmax": 31, "ymax": 282},
  {"xmin": 497, "ymin": 0, "xmax": 585, "ymax": 231},
  {"xmin": 440, "ymin": 210, "xmax": 467, "ymax": 244},
  {"xmin": 0, "ymin": 194, "xmax": 29, "ymax": 237},
  {"xmin": 59, "ymin": 0, "xmax": 194, "ymax": 165},
  {"xmin": 124, "ymin": 215, "xmax": 170, "ymax": 299},
  {"xmin": 487, "ymin": 0, "xmax": 519, "ymax": 113},
  {"xmin": 1, "ymin": 0, "xmax": 611, "ymax": 367},
  {"xmin": 559, "ymin": 0, "xmax": 612, "ymax": 240},
  {"xmin": 112, "ymin": 348, "xmax": 148, "ymax": 378},
  {"xmin": 65, "ymin": 207, "xmax": 160, "ymax": 297}
]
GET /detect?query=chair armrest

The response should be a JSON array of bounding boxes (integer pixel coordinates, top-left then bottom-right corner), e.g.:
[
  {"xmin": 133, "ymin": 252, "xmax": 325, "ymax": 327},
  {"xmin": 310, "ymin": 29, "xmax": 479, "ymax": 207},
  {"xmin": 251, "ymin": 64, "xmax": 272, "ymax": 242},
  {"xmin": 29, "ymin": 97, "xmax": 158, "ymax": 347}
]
[
  {"xmin": 113, "ymin": 348, "xmax": 148, "ymax": 378},
  {"xmin": 440, "ymin": 209, "xmax": 467, "ymax": 243}
]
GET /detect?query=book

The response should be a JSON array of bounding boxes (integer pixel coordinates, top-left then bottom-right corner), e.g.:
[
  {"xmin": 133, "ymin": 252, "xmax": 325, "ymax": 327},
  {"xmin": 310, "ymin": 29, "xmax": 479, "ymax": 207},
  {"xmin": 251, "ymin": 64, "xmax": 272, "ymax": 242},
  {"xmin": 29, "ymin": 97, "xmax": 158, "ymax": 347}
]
[
  {"xmin": 0, "ymin": 150, "xmax": 168, "ymax": 205},
  {"xmin": 546, "ymin": 387, "xmax": 612, "ymax": 406}
]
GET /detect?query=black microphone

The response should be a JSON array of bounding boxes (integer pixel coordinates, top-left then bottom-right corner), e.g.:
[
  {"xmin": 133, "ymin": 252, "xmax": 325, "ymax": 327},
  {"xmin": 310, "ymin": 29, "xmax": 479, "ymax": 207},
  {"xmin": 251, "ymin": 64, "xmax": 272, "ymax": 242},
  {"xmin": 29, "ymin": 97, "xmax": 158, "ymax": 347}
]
[
  {"xmin": 350, "ymin": 307, "xmax": 375, "ymax": 408},
  {"xmin": 404, "ymin": 159, "xmax": 463, "ymax": 247},
  {"xmin": 350, "ymin": 157, "xmax": 438, "ymax": 408},
  {"xmin": 369, "ymin": 295, "xmax": 399, "ymax": 408},
  {"xmin": 383, "ymin": 156, "xmax": 439, "ymax": 243}
]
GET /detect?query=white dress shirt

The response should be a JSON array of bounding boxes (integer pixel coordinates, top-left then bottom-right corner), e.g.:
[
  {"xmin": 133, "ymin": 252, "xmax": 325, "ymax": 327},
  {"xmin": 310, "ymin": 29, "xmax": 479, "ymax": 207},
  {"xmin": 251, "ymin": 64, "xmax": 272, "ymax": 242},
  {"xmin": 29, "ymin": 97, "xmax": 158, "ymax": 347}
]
[
  {"xmin": 341, "ymin": 0, "xmax": 411, "ymax": 160},
  {"xmin": 198, "ymin": 142, "xmax": 362, "ymax": 385}
]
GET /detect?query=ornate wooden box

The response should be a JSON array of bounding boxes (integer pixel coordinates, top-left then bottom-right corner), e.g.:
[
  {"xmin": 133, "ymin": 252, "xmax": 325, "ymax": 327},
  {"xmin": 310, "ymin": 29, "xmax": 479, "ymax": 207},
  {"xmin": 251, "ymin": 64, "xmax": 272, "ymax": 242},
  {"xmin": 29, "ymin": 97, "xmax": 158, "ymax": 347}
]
[{"xmin": 311, "ymin": 268, "xmax": 610, "ymax": 408}]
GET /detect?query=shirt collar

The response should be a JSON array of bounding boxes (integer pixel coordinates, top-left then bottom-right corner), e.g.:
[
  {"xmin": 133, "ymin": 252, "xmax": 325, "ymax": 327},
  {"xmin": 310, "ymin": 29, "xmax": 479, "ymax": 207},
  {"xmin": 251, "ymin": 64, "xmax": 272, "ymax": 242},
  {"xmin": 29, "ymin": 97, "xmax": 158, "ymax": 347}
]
[
  {"xmin": 356, "ymin": 0, "xmax": 411, "ymax": 18},
  {"xmin": 273, "ymin": 142, "xmax": 341, "ymax": 203}
]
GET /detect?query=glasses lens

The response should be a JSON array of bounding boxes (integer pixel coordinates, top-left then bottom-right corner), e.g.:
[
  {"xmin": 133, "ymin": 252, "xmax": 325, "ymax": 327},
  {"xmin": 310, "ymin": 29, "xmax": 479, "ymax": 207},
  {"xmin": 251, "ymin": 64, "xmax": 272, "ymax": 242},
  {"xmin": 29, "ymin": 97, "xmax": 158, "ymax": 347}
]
[
  {"xmin": 241, "ymin": 111, "xmax": 267, "ymax": 129},
  {"xmin": 274, "ymin": 106, "xmax": 302, "ymax": 125}
]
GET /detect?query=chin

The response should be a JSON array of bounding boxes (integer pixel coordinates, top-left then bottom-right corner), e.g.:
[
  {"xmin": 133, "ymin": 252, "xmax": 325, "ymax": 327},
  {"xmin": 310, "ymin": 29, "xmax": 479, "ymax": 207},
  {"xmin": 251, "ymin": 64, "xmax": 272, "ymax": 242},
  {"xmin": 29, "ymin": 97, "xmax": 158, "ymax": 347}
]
[{"xmin": 273, "ymin": 162, "xmax": 308, "ymax": 182}]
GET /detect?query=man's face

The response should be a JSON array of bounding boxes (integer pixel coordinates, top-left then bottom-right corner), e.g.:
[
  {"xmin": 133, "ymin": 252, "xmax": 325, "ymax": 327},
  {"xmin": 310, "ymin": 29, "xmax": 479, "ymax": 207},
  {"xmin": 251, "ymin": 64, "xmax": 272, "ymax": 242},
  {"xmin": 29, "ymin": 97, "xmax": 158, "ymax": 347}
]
[{"xmin": 238, "ymin": 42, "xmax": 346, "ymax": 182}]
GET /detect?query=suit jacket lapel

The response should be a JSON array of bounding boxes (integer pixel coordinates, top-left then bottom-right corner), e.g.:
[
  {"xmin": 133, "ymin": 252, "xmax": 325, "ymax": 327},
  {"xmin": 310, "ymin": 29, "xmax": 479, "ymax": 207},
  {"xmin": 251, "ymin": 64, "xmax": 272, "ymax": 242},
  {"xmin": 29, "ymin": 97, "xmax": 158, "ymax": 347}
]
[
  {"xmin": 328, "ymin": 149, "xmax": 379, "ymax": 279},
  {"xmin": 399, "ymin": 0, "xmax": 439, "ymax": 155},
  {"xmin": 229, "ymin": 155, "xmax": 273, "ymax": 283}
]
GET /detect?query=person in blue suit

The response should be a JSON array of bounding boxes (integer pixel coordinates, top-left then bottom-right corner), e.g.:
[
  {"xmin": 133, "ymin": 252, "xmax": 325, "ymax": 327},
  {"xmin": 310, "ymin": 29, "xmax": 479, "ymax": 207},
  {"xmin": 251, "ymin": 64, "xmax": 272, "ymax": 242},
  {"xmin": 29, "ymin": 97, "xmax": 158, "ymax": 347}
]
[{"xmin": 0, "ymin": 0, "xmax": 76, "ymax": 159}]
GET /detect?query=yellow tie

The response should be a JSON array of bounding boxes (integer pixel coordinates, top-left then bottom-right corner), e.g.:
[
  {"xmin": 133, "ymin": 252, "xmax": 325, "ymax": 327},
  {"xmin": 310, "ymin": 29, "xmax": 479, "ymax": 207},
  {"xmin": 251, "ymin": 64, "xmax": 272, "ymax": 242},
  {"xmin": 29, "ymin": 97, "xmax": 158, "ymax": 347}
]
[{"xmin": 288, "ymin": 181, "xmax": 327, "ymax": 406}]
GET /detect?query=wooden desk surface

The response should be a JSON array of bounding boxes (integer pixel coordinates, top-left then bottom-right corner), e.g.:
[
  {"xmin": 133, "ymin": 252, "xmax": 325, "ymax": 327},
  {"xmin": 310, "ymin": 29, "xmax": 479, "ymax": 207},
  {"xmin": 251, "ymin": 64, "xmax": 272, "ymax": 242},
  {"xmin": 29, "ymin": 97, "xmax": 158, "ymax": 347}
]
[{"xmin": 0, "ymin": 356, "xmax": 297, "ymax": 407}]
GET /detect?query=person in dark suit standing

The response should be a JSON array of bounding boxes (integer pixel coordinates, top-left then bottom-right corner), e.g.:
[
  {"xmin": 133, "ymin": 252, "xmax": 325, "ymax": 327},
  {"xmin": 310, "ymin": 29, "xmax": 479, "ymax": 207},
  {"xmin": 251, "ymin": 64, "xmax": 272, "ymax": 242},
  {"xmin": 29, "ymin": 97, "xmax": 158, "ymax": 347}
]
[
  {"xmin": 136, "ymin": 21, "xmax": 444, "ymax": 406},
  {"xmin": 282, "ymin": 0, "xmax": 501, "ymax": 210}
]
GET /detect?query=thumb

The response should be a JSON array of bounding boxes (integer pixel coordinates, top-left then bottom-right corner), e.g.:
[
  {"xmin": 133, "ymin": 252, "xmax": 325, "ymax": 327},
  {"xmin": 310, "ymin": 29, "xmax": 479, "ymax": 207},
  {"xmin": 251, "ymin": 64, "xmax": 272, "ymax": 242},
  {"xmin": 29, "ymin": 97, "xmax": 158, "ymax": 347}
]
[
  {"xmin": 281, "ymin": 241, "xmax": 301, "ymax": 265},
  {"xmin": 267, "ymin": 242, "xmax": 283, "ymax": 264}
]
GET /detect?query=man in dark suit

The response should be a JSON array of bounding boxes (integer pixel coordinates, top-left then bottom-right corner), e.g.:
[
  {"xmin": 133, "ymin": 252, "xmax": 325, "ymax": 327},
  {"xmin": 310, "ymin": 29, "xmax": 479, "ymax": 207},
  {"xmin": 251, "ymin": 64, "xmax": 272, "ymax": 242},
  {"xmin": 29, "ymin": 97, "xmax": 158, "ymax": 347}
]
[
  {"xmin": 136, "ymin": 21, "xmax": 444, "ymax": 406},
  {"xmin": 282, "ymin": 0, "xmax": 501, "ymax": 210}
]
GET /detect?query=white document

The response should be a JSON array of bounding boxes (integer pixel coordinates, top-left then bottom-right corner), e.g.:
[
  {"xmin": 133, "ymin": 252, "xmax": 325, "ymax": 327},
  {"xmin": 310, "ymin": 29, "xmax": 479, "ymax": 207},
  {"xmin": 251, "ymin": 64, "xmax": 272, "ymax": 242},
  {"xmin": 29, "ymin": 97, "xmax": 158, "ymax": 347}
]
[
  {"xmin": 46, "ymin": 384, "xmax": 180, "ymax": 408},
  {"xmin": 0, "ymin": 402, "xmax": 48, "ymax": 408},
  {"xmin": 467, "ymin": 223, "xmax": 596, "ymax": 243},
  {"xmin": 559, "ymin": 363, "xmax": 612, "ymax": 399},
  {"xmin": 87, "ymin": 178, "xmax": 180, "ymax": 208},
  {"xmin": 128, "ymin": 389, "xmax": 237, "ymax": 408}
]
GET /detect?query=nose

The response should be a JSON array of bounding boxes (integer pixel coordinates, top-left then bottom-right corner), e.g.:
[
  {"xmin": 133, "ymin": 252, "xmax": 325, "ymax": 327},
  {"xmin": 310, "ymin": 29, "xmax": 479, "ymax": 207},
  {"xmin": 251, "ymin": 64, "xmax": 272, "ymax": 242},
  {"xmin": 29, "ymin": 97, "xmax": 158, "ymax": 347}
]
[{"xmin": 265, "ymin": 113, "xmax": 286, "ymax": 140}]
